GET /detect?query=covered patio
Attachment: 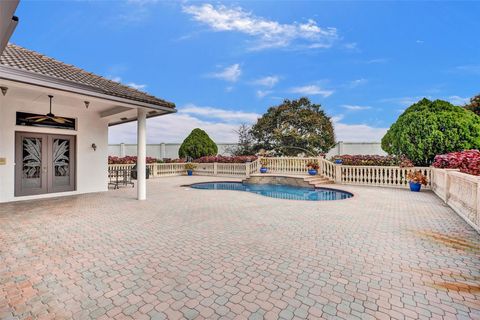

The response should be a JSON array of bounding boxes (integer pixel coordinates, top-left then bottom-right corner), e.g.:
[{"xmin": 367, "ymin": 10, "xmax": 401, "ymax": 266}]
[
  {"xmin": 1, "ymin": 177, "xmax": 479, "ymax": 319},
  {"xmin": 0, "ymin": 44, "xmax": 176, "ymax": 203}
]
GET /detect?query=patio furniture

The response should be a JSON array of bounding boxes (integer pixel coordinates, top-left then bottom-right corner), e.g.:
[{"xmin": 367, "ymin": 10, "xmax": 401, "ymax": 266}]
[{"xmin": 108, "ymin": 168, "xmax": 135, "ymax": 189}]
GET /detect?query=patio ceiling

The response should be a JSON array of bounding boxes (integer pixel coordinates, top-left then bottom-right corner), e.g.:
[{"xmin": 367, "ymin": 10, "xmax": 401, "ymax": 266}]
[{"xmin": 0, "ymin": 79, "xmax": 169, "ymax": 125}]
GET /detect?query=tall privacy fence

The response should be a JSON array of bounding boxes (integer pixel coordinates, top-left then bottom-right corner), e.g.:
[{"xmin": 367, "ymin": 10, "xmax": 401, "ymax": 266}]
[{"xmin": 108, "ymin": 157, "xmax": 479, "ymax": 232}]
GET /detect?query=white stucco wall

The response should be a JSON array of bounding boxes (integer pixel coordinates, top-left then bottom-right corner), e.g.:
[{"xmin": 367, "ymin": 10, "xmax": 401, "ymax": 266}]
[
  {"xmin": 0, "ymin": 94, "xmax": 109, "ymax": 203},
  {"xmin": 108, "ymin": 142, "xmax": 385, "ymax": 159},
  {"xmin": 108, "ymin": 143, "xmax": 237, "ymax": 159}
]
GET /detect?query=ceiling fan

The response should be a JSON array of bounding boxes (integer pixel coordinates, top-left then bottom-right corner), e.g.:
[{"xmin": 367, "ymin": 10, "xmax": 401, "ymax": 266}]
[{"xmin": 26, "ymin": 95, "xmax": 72, "ymax": 124}]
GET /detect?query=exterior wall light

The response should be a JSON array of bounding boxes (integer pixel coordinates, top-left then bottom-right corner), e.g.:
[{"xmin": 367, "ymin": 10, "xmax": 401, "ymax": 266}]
[
  {"xmin": 84, "ymin": 101, "xmax": 90, "ymax": 109},
  {"xmin": 91, "ymin": 143, "xmax": 97, "ymax": 151},
  {"xmin": 0, "ymin": 86, "xmax": 8, "ymax": 96}
]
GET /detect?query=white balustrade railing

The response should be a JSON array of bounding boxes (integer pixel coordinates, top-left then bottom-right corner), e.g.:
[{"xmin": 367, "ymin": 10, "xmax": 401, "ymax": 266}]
[
  {"xmin": 217, "ymin": 163, "xmax": 248, "ymax": 177},
  {"xmin": 320, "ymin": 158, "xmax": 336, "ymax": 181},
  {"xmin": 261, "ymin": 157, "xmax": 321, "ymax": 175},
  {"xmin": 149, "ymin": 163, "xmax": 186, "ymax": 177},
  {"xmin": 340, "ymin": 165, "xmax": 431, "ymax": 188},
  {"xmin": 432, "ymin": 168, "xmax": 480, "ymax": 232}
]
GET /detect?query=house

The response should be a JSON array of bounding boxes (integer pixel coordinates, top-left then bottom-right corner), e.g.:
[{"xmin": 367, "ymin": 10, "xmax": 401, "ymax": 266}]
[{"xmin": 0, "ymin": 2, "xmax": 176, "ymax": 203}]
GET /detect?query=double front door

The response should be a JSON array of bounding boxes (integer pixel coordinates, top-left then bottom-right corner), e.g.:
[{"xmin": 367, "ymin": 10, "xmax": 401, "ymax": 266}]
[{"xmin": 15, "ymin": 132, "xmax": 76, "ymax": 196}]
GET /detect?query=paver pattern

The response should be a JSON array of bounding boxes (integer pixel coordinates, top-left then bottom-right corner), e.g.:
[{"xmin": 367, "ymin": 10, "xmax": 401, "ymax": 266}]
[{"xmin": 1, "ymin": 176, "xmax": 479, "ymax": 320}]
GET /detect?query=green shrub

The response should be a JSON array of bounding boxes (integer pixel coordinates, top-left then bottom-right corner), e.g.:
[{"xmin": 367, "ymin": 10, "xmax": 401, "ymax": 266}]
[
  {"xmin": 381, "ymin": 98, "xmax": 480, "ymax": 166},
  {"xmin": 178, "ymin": 128, "xmax": 218, "ymax": 159}
]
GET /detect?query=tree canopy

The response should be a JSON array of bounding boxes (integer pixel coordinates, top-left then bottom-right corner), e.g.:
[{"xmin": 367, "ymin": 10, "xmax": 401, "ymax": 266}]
[
  {"xmin": 381, "ymin": 98, "xmax": 480, "ymax": 166},
  {"xmin": 178, "ymin": 128, "xmax": 218, "ymax": 159},
  {"xmin": 250, "ymin": 97, "xmax": 335, "ymax": 156},
  {"xmin": 465, "ymin": 94, "xmax": 480, "ymax": 116}
]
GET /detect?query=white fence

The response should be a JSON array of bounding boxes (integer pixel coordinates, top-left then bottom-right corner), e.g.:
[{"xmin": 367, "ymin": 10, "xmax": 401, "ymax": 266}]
[
  {"xmin": 108, "ymin": 157, "xmax": 431, "ymax": 187},
  {"xmin": 109, "ymin": 141, "xmax": 385, "ymax": 159},
  {"xmin": 432, "ymin": 168, "xmax": 480, "ymax": 232},
  {"xmin": 339, "ymin": 165, "xmax": 431, "ymax": 188}
]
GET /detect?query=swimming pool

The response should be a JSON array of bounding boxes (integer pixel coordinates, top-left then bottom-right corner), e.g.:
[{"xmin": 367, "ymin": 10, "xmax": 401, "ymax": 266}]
[{"xmin": 189, "ymin": 182, "xmax": 353, "ymax": 201}]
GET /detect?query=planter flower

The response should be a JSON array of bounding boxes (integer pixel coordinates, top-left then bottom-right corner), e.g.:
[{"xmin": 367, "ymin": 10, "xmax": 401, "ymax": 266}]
[
  {"xmin": 260, "ymin": 158, "xmax": 268, "ymax": 173},
  {"xmin": 406, "ymin": 170, "xmax": 428, "ymax": 192},
  {"xmin": 185, "ymin": 163, "xmax": 197, "ymax": 176},
  {"xmin": 306, "ymin": 160, "xmax": 319, "ymax": 175}
]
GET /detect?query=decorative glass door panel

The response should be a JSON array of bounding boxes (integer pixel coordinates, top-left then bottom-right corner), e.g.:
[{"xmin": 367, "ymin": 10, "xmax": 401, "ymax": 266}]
[
  {"xmin": 49, "ymin": 135, "xmax": 75, "ymax": 192},
  {"xmin": 15, "ymin": 133, "xmax": 48, "ymax": 196},
  {"xmin": 15, "ymin": 132, "xmax": 75, "ymax": 196}
]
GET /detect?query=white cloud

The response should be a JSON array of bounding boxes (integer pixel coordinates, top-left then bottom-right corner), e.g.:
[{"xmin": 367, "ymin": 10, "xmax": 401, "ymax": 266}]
[
  {"xmin": 127, "ymin": 82, "xmax": 147, "ymax": 90},
  {"xmin": 348, "ymin": 78, "xmax": 368, "ymax": 88},
  {"xmin": 108, "ymin": 105, "xmax": 387, "ymax": 145},
  {"xmin": 256, "ymin": 90, "xmax": 273, "ymax": 98},
  {"xmin": 109, "ymin": 105, "xmax": 260, "ymax": 144},
  {"xmin": 335, "ymin": 123, "xmax": 388, "ymax": 142},
  {"xmin": 180, "ymin": 104, "xmax": 260, "ymax": 123},
  {"xmin": 342, "ymin": 105, "xmax": 372, "ymax": 111},
  {"xmin": 452, "ymin": 64, "xmax": 480, "ymax": 75},
  {"xmin": 331, "ymin": 116, "xmax": 387, "ymax": 142},
  {"xmin": 252, "ymin": 75, "xmax": 280, "ymax": 88},
  {"xmin": 381, "ymin": 96, "xmax": 428, "ymax": 107},
  {"xmin": 382, "ymin": 95, "xmax": 470, "ymax": 108},
  {"xmin": 362, "ymin": 58, "xmax": 388, "ymax": 64},
  {"xmin": 106, "ymin": 76, "xmax": 147, "ymax": 90},
  {"xmin": 109, "ymin": 113, "xmax": 241, "ymax": 144},
  {"xmin": 446, "ymin": 95, "xmax": 469, "ymax": 106},
  {"xmin": 107, "ymin": 75, "xmax": 122, "ymax": 82},
  {"xmin": 289, "ymin": 85, "xmax": 334, "ymax": 97},
  {"xmin": 209, "ymin": 64, "xmax": 242, "ymax": 82},
  {"xmin": 183, "ymin": 3, "xmax": 338, "ymax": 50}
]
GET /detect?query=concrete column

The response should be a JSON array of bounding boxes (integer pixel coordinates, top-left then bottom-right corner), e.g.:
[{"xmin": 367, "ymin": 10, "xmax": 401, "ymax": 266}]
[
  {"xmin": 120, "ymin": 143, "xmax": 126, "ymax": 157},
  {"xmin": 160, "ymin": 143, "xmax": 166, "ymax": 159},
  {"xmin": 137, "ymin": 108, "xmax": 147, "ymax": 200},
  {"xmin": 338, "ymin": 141, "xmax": 344, "ymax": 155}
]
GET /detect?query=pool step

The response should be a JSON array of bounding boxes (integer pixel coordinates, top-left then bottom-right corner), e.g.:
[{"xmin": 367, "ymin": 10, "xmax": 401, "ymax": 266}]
[
  {"xmin": 303, "ymin": 176, "xmax": 335, "ymax": 187},
  {"xmin": 244, "ymin": 174, "xmax": 334, "ymax": 188}
]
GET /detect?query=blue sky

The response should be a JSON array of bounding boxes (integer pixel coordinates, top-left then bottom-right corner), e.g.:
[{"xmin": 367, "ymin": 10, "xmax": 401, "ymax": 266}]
[{"xmin": 11, "ymin": 1, "xmax": 480, "ymax": 143}]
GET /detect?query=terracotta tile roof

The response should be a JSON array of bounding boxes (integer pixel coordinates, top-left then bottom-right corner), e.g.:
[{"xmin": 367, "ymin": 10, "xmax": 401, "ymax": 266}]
[{"xmin": 0, "ymin": 44, "xmax": 175, "ymax": 109}]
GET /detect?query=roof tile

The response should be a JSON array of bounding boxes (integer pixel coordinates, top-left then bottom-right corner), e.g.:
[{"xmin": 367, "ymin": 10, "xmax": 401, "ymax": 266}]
[{"xmin": 0, "ymin": 44, "xmax": 175, "ymax": 109}]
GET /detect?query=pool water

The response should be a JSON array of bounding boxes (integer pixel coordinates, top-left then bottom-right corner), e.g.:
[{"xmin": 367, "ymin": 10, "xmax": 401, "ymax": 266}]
[{"xmin": 190, "ymin": 182, "xmax": 353, "ymax": 201}]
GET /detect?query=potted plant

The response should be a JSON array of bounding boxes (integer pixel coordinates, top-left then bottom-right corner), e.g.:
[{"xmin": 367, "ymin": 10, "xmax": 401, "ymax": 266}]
[
  {"xmin": 406, "ymin": 170, "xmax": 428, "ymax": 192},
  {"xmin": 259, "ymin": 158, "xmax": 268, "ymax": 173},
  {"xmin": 334, "ymin": 156, "xmax": 343, "ymax": 164},
  {"xmin": 306, "ymin": 160, "xmax": 319, "ymax": 175},
  {"xmin": 185, "ymin": 163, "xmax": 196, "ymax": 176}
]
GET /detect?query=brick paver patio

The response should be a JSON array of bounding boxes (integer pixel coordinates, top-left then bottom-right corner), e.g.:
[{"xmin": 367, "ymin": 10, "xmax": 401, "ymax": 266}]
[{"xmin": 1, "ymin": 176, "xmax": 479, "ymax": 320}]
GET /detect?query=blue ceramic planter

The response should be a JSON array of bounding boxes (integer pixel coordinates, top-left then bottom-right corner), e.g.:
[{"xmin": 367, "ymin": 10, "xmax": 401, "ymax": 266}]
[
  {"xmin": 308, "ymin": 169, "xmax": 318, "ymax": 175},
  {"xmin": 260, "ymin": 167, "xmax": 268, "ymax": 173},
  {"xmin": 409, "ymin": 181, "xmax": 421, "ymax": 192},
  {"xmin": 334, "ymin": 159, "xmax": 343, "ymax": 164},
  {"xmin": 187, "ymin": 170, "xmax": 193, "ymax": 176}
]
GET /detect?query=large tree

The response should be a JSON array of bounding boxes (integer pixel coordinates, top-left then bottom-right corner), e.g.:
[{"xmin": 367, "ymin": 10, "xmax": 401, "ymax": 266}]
[
  {"xmin": 227, "ymin": 124, "xmax": 256, "ymax": 156},
  {"xmin": 382, "ymin": 98, "xmax": 480, "ymax": 166},
  {"xmin": 250, "ymin": 97, "xmax": 335, "ymax": 156},
  {"xmin": 179, "ymin": 128, "xmax": 218, "ymax": 159},
  {"xmin": 465, "ymin": 94, "xmax": 480, "ymax": 116}
]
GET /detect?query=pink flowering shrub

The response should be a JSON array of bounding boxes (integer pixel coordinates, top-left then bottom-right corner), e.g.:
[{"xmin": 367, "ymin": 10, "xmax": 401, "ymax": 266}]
[
  {"xmin": 194, "ymin": 155, "xmax": 258, "ymax": 163},
  {"xmin": 432, "ymin": 150, "xmax": 480, "ymax": 176},
  {"xmin": 108, "ymin": 156, "xmax": 158, "ymax": 164},
  {"xmin": 331, "ymin": 155, "xmax": 414, "ymax": 167}
]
